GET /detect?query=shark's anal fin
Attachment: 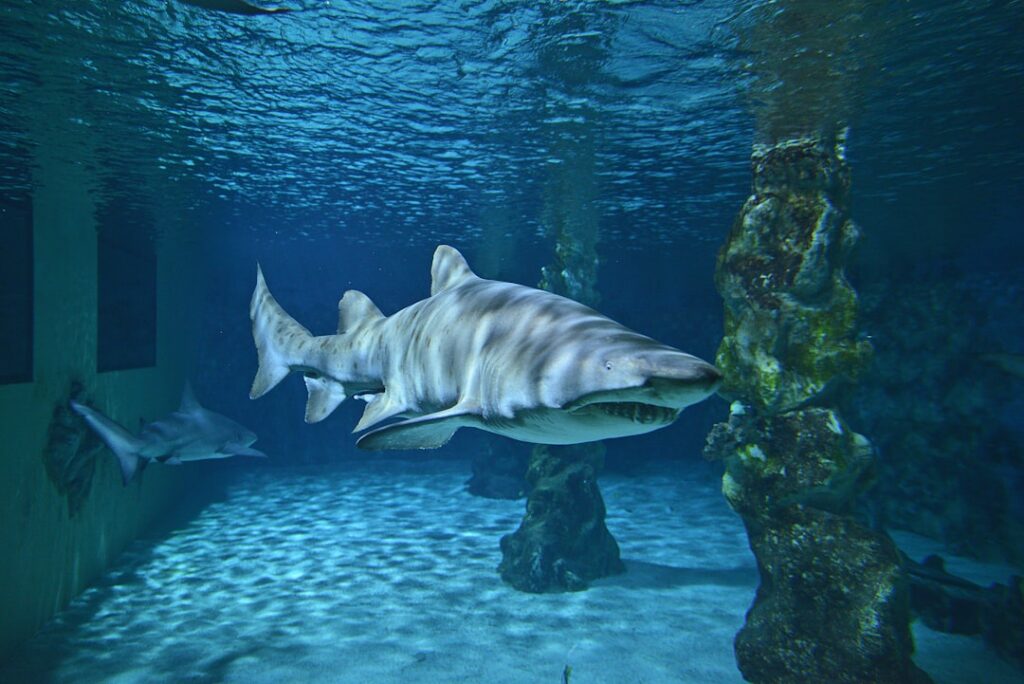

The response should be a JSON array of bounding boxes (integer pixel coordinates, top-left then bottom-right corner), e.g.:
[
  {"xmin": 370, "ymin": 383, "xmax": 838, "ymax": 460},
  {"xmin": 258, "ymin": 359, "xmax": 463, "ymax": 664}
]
[
  {"xmin": 355, "ymin": 406, "xmax": 477, "ymax": 451},
  {"xmin": 303, "ymin": 375, "xmax": 347, "ymax": 423}
]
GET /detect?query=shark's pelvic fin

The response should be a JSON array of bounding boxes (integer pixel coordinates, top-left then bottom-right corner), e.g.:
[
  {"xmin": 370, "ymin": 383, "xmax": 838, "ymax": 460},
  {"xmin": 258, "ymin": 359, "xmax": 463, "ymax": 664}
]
[
  {"xmin": 354, "ymin": 393, "xmax": 408, "ymax": 432},
  {"xmin": 356, "ymin": 406, "xmax": 477, "ymax": 451},
  {"xmin": 70, "ymin": 400, "xmax": 143, "ymax": 485},
  {"xmin": 250, "ymin": 264, "xmax": 313, "ymax": 399},
  {"xmin": 303, "ymin": 374, "xmax": 347, "ymax": 423},
  {"xmin": 430, "ymin": 245, "xmax": 478, "ymax": 296},
  {"xmin": 337, "ymin": 290, "xmax": 384, "ymax": 333}
]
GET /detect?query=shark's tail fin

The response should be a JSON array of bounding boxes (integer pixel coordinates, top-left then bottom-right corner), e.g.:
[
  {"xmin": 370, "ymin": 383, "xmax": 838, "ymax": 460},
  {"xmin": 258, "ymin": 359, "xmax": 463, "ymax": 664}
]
[
  {"xmin": 70, "ymin": 400, "xmax": 143, "ymax": 485},
  {"xmin": 249, "ymin": 264, "xmax": 314, "ymax": 399}
]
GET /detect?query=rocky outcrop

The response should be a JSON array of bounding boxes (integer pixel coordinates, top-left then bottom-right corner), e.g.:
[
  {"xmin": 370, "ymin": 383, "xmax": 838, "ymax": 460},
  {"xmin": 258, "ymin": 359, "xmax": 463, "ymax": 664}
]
[
  {"xmin": 42, "ymin": 382, "xmax": 104, "ymax": 517},
  {"xmin": 709, "ymin": 134, "xmax": 927, "ymax": 683},
  {"xmin": 840, "ymin": 280, "xmax": 1024, "ymax": 565}
]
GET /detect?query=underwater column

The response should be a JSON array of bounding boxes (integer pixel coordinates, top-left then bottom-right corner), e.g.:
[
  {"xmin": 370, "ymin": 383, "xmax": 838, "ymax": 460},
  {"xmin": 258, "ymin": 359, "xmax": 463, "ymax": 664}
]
[
  {"xmin": 704, "ymin": 133, "xmax": 929, "ymax": 683},
  {"xmin": 497, "ymin": 125, "xmax": 624, "ymax": 593}
]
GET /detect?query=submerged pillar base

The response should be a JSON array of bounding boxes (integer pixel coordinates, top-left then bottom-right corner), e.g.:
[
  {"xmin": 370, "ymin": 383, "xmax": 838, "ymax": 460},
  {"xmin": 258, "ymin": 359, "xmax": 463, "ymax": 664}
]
[
  {"xmin": 498, "ymin": 444, "xmax": 623, "ymax": 593},
  {"xmin": 706, "ymin": 408, "xmax": 930, "ymax": 683}
]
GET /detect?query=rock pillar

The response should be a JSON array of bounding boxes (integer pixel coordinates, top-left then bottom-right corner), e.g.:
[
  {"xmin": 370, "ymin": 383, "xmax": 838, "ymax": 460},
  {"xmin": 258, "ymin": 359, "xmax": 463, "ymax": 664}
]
[
  {"xmin": 705, "ymin": 134, "xmax": 929, "ymax": 683},
  {"xmin": 498, "ymin": 444, "xmax": 623, "ymax": 592},
  {"xmin": 498, "ymin": 101, "xmax": 623, "ymax": 592}
]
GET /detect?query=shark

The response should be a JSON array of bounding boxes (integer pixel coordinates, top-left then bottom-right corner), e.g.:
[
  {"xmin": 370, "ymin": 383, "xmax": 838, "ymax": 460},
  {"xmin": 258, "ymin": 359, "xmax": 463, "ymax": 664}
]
[
  {"xmin": 249, "ymin": 245, "xmax": 722, "ymax": 451},
  {"xmin": 177, "ymin": 0, "xmax": 293, "ymax": 15},
  {"xmin": 71, "ymin": 385, "xmax": 266, "ymax": 485}
]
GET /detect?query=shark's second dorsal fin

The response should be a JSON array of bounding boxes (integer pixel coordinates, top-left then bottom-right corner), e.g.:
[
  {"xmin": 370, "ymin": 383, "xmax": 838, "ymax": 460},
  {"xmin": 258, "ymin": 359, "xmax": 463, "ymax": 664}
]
[
  {"xmin": 180, "ymin": 382, "xmax": 201, "ymax": 412},
  {"xmin": 430, "ymin": 245, "xmax": 477, "ymax": 296},
  {"xmin": 337, "ymin": 290, "xmax": 384, "ymax": 333}
]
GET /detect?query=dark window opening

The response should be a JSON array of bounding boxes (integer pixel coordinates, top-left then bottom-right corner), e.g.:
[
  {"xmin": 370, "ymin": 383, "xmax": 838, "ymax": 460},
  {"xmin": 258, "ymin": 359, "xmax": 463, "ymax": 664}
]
[
  {"xmin": 0, "ymin": 194, "xmax": 33, "ymax": 384},
  {"xmin": 97, "ymin": 212, "xmax": 157, "ymax": 372}
]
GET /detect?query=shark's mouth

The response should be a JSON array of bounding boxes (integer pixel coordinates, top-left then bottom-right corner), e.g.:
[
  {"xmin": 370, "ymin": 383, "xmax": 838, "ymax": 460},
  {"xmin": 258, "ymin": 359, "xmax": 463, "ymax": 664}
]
[{"xmin": 574, "ymin": 401, "xmax": 681, "ymax": 426}]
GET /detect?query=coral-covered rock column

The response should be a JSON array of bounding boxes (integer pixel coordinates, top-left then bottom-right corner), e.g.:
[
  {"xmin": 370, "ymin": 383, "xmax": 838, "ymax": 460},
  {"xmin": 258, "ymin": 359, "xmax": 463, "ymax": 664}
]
[{"xmin": 705, "ymin": 134, "xmax": 929, "ymax": 683}]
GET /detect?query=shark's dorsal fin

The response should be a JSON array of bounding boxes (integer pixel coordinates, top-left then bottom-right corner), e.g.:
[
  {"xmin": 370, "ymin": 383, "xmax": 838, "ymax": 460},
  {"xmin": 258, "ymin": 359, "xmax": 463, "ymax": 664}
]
[
  {"xmin": 337, "ymin": 290, "xmax": 384, "ymax": 334},
  {"xmin": 180, "ymin": 382, "xmax": 201, "ymax": 412},
  {"xmin": 430, "ymin": 245, "xmax": 477, "ymax": 296}
]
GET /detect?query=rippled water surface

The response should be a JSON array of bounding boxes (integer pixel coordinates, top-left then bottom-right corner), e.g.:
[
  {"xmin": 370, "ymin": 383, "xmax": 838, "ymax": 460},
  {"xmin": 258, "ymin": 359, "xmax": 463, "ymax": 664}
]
[{"xmin": 2, "ymin": 0, "xmax": 1021, "ymax": 247}]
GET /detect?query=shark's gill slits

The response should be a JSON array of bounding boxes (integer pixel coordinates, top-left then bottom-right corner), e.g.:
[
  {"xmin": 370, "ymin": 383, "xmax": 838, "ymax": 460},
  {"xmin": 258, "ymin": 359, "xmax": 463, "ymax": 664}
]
[{"xmin": 585, "ymin": 402, "xmax": 681, "ymax": 425}]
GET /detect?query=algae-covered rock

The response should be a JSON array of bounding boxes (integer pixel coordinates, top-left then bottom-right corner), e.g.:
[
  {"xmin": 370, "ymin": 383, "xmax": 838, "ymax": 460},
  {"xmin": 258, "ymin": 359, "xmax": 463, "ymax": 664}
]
[
  {"xmin": 705, "ymin": 407, "xmax": 929, "ymax": 683},
  {"xmin": 708, "ymin": 133, "xmax": 926, "ymax": 683},
  {"xmin": 42, "ymin": 381, "xmax": 104, "ymax": 517},
  {"xmin": 498, "ymin": 443, "xmax": 624, "ymax": 593},
  {"xmin": 715, "ymin": 135, "xmax": 872, "ymax": 414},
  {"xmin": 707, "ymin": 406, "xmax": 875, "ymax": 517}
]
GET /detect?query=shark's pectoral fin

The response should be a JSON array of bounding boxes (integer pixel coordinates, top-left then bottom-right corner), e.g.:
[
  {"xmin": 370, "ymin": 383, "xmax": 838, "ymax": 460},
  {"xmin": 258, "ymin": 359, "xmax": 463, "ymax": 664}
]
[
  {"xmin": 303, "ymin": 375, "xmax": 347, "ymax": 423},
  {"xmin": 356, "ymin": 407, "xmax": 477, "ymax": 451},
  {"xmin": 226, "ymin": 444, "xmax": 268, "ymax": 458}
]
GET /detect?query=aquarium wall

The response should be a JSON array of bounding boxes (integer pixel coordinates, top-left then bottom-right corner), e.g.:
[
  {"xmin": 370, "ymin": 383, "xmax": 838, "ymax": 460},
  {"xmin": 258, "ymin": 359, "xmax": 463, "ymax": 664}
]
[{"xmin": 0, "ymin": 153, "xmax": 201, "ymax": 658}]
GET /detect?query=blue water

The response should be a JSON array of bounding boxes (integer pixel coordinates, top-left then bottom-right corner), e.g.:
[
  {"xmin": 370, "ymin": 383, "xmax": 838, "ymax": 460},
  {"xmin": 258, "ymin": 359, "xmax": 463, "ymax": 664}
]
[{"xmin": 2, "ymin": 0, "xmax": 1023, "ymax": 682}]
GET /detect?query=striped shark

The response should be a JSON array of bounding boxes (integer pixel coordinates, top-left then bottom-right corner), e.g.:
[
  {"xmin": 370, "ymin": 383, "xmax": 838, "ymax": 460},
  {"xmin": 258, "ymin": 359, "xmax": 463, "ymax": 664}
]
[
  {"xmin": 71, "ymin": 385, "xmax": 266, "ymax": 485},
  {"xmin": 249, "ymin": 245, "xmax": 722, "ymax": 451}
]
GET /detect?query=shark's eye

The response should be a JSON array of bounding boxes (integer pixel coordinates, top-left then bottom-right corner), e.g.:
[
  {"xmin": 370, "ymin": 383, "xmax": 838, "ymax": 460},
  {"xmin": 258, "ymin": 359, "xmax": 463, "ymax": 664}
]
[{"xmin": 604, "ymin": 361, "xmax": 613, "ymax": 371}]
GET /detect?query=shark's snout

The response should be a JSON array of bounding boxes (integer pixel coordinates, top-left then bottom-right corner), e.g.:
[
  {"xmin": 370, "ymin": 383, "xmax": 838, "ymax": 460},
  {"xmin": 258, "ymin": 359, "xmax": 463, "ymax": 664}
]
[
  {"xmin": 639, "ymin": 354, "xmax": 722, "ymax": 408},
  {"xmin": 677, "ymin": 360, "xmax": 722, "ymax": 388}
]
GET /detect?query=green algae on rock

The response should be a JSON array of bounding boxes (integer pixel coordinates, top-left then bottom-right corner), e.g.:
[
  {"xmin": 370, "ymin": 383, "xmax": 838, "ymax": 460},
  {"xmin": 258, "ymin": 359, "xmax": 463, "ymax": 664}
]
[
  {"xmin": 709, "ymin": 133, "xmax": 928, "ymax": 683},
  {"xmin": 715, "ymin": 135, "xmax": 872, "ymax": 415}
]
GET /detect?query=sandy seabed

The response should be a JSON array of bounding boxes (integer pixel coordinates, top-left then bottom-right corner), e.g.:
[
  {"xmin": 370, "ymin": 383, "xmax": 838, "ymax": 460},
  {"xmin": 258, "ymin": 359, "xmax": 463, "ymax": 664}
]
[{"xmin": 2, "ymin": 459, "xmax": 1019, "ymax": 683}]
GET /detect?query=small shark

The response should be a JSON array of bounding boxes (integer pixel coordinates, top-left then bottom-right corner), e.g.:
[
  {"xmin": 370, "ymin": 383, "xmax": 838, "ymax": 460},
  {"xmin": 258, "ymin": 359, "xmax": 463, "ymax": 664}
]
[
  {"xmin": 249, "ymin": 245, "xmax": 721, "ymax": 451},
  {"xmin": 177, "ymin": 0, "xmax": 292, "ymax": 15},
  {"xmin": 71, "ymin": 385, "xmax": 266, "ymax": 485}
]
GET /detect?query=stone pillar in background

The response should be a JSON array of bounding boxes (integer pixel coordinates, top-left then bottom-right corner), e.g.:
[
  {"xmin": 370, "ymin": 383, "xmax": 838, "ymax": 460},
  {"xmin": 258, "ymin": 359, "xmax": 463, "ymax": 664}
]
[
  {"xmin": 705, "ymin": 134, "xmax": 929, "ymax": 683},
  {"xmin": 497, "ymin": 221, "xmax": 624, "ymax": 592},
  {"xmin": 497, "ymin": 114, "xmax": 624, "ymax": 592}
]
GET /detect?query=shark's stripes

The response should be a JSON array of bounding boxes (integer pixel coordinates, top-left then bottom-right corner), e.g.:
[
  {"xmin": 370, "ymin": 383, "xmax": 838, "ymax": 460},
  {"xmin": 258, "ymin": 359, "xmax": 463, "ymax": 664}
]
[{"xmin": 250, "ymin": 245, "xmax": 721, "ymax": 450}]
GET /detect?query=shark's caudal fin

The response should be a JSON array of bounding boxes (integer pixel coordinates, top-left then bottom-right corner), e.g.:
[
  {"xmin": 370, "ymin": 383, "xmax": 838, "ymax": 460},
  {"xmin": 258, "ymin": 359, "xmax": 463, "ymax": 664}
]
[
  {"xmin": 70, "ymin": 400, "xmax": 144, "ymax": 485},
  {"xmin": 249, "ymin": 264, "xmax": 314, "ymax": 399}
]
